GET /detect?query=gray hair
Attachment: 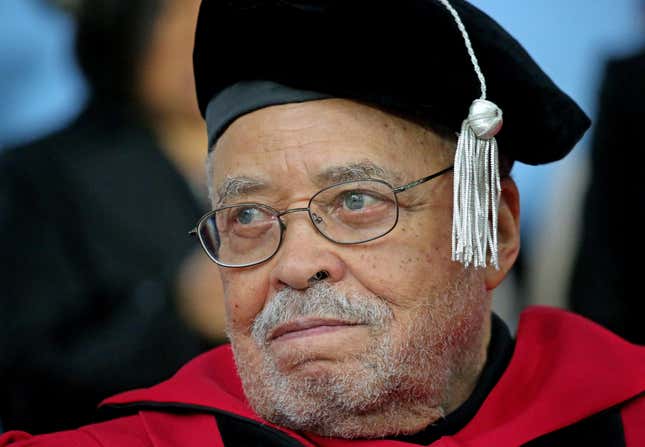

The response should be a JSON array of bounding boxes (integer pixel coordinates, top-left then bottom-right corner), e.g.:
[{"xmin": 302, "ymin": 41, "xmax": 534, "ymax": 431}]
[{"xmin": 206, "ymin": 150, "xmax": 216, "ymax": 205}]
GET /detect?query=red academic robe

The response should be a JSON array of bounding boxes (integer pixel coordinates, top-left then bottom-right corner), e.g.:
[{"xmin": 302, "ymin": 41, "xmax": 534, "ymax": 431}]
[{"xmin": 2, "ymin": 307, "xmax": 644, "ymax": 446}]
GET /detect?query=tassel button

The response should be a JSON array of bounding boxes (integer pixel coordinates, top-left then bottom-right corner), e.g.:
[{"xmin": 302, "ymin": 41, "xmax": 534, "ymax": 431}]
[{"xmin": 468, "ymin": 99, "xmax": 503, "ymax": 140}]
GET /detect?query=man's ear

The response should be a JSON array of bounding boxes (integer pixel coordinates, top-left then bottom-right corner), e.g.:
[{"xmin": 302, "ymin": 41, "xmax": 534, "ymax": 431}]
[{"xmin": 485, "ymin": 177, "xmax": 520, "ymax": 291}]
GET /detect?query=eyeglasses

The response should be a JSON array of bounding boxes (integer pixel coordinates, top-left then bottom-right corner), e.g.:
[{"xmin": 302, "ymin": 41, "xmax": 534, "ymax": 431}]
[{"xmin": 190, "ymin": 165, "xmax": 453, "ymax": 268}]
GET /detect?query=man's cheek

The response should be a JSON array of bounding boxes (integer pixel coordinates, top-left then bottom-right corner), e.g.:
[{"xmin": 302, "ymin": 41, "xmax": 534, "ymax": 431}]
[
  {"xmin": 224, "ymin": 298, "xmax": 243, "ymax": 328},
  {"xmin": 224, "ymin": 287, "xmax": 265, "ymax": 332},
  {"xmin": 226, "ymin": 269, "xmax": 267, "ymax": 296},
  {"xmin": 369, "ymin": 239, "xmax": 436, "ymax": 271},
  {"xmin": 359, "ymin": 250, "xmax": 449, "ymax": 309}
]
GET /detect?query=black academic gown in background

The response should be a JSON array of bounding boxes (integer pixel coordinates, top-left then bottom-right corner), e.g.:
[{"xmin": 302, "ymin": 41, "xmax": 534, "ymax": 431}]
[
  {"xmin": 0, "ymin": 99, "xmax": 211, "ymax": 434},
  {"xmin": 569, "ymin": 49, "xmax": 645, "ymax": 345}
]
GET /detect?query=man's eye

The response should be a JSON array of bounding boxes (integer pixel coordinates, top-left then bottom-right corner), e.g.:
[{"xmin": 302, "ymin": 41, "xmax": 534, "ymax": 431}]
[
  {"xmin": 235, "ymin": 207, "xmax": 262, "ymax": 224},
  {"xmin": 341, "ymin": 192, "xmax": 381, "ymax": 211}
]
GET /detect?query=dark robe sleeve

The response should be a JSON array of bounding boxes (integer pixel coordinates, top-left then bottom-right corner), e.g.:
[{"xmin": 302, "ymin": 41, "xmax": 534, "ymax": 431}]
[{"xmin": 0, "ymin": 141, "xmax": 208, "ymax": 434}]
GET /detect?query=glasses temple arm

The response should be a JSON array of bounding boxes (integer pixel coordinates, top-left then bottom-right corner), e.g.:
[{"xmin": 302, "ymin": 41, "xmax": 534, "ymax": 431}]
[{"xmin": 392, "ymin": 165, "xmax": 454, "ymax": 194}]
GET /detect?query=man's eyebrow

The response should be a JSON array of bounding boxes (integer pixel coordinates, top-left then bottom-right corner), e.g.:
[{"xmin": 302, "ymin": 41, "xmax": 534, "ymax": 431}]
[
  {"xmin": 214, "ymin": 176, "xmax": 268, "ymax": 205},
  {"xmin": 214, "ymin": 162, "xmax": 403, "ymax": 204},
  {"xmin": 315, "ymin": 161, "xmax": 404, "ymax": 186}
]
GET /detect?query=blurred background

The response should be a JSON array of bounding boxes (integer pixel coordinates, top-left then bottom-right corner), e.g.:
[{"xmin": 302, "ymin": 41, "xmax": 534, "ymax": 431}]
[
  {"xmin": 0, "ymin": 0, "xmax": 642, "ymax": 436},
  {"xmin": 0, "ymin": 0, "xmax": 227, "ymax": 435},
  {"xmin": 469, "ymin": 0, "xmax": 645, "ymax": 336}
]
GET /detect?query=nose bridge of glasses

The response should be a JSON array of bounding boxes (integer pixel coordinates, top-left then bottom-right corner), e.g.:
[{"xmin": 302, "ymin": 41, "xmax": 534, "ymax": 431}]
[
  {"xmin": 277, "ymin": 207, "xmax": 310, "ymax": 218},
  {"xmin": 277, "ymin": 206, "xmax": 325, "ymax": 234}
]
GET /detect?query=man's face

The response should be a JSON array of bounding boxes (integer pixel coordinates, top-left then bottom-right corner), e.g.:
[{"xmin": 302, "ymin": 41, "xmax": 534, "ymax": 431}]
[{"xmin": 211, "ymin": 99, "xmax": 492, "ymax": 438}]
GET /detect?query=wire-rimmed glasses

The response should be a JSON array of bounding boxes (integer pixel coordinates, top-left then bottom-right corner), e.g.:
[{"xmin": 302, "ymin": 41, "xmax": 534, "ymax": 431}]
[{"xmin": 190, "ymin": 165, "xmax": 453, "ymax": 267}]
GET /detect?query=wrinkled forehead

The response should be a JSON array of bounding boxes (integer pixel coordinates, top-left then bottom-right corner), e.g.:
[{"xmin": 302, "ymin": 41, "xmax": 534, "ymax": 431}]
[{"xmin": 209, "ymin": 98, "xmax": 452, "ymax": 199}]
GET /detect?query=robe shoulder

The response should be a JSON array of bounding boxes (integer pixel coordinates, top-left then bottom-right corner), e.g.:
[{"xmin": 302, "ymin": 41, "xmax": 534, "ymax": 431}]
[{"xmin": 0, "ymin": 416, "xmax": 150, "ymax": 447}]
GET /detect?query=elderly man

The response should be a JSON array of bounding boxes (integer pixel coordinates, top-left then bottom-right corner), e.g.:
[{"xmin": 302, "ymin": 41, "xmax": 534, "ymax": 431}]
[{"xmin": 2, "ymin": 0, "xmax": 645, "ymax": 446}]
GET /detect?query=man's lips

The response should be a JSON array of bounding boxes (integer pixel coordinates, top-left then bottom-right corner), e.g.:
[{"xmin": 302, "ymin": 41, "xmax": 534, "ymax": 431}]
[{"xmin": 268, "ymin": 318, "xmax": 363, "ymax": 342}]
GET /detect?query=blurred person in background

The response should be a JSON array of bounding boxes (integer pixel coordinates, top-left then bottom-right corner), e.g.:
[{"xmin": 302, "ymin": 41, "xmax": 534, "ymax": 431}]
[
  {"xmin": 0, "ymin": 0, "xmax": 226, "ymax": 434},
  {"xmin": 568, "ymin": 1, "xmax": 645, "ymax": 345}
]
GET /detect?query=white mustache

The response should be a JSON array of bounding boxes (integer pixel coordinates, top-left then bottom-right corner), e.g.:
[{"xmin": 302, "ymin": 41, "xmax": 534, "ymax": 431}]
[{"xmin": 251, "ymin": 282, "xmax": 393, "ymax": 345}]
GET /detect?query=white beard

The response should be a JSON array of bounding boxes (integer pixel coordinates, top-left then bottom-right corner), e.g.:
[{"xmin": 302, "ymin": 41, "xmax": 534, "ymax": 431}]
[{"xmin": 229, "ymin": 274, "xmax": 489, "ymax": 438}]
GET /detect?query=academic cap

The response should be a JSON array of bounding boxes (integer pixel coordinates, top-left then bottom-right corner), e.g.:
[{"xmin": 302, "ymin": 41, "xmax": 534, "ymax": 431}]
[{"xmin": 192, "ymin": 0, "xmax": 590, "ymax": 268}]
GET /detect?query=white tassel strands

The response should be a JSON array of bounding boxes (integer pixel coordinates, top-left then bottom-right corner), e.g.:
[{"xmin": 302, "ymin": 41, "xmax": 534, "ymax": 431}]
[{"xmin": 452, "ymin": 100, "xmax": 502, "ymax": 269}]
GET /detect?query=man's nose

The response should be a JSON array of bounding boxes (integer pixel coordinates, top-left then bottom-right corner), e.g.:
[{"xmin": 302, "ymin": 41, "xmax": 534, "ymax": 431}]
[{"xmin": 268, "ymin": 216, "xmax": 346, "ymax": 292}]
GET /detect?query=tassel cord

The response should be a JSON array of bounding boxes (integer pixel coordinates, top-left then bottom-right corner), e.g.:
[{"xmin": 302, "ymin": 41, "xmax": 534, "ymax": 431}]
[{"xmin": 435, "ymin": 0, "xmax": 487, "ymax": 100}]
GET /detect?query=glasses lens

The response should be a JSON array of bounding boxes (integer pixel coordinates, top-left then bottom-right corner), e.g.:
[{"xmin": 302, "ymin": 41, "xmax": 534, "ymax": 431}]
[
  {"xmin": 309, "ymin": 180, "xmax": 398, "ymax": 243},
  {"xmin": 198, "ymin": 204, "xmax": 281, "ymax": 266}
]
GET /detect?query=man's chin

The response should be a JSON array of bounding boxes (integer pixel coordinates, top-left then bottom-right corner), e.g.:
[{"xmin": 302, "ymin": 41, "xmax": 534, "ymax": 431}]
[
  {"xmin": 236, "ymin": 335, "xmax": 451, "ymax": 440},
  {"xmin": 264, "ymin": 393, "xmax": 447, "ymax": 440},
  {"xmin": 266, "ymin": 348, "xmax": 365, "ymax": 381}
]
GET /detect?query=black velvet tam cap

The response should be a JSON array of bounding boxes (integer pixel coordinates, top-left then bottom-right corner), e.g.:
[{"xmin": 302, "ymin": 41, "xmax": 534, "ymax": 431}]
[{"xmin": 193, "ymin": 0, "xmax": 590, "ymax": 165}]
